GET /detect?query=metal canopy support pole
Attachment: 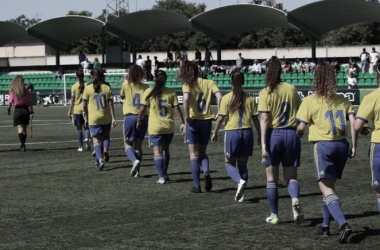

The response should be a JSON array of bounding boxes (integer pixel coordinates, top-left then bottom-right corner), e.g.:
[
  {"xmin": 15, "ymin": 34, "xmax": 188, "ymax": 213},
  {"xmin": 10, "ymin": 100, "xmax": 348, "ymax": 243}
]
[
  {"xmin": 102, "ymin": 28, "xmax": 106, "ymax": 64},
  {"xmin": 217, "ymin": 42, "xmax": 221, "ymax": 65},
  {"xmin": 132, "ymin": 44, "xmax": 137, "ymax": 63},
  {"xmin": 119, "ymin": 39, "xmax": 124, "ymax": 64},
  {"xmin": 311, "ymin": 37, "xmax": 316, "ymax": 60},
  {"xmin": 55, "ymin": 47, "xmax": 60, "ymax": 67}
]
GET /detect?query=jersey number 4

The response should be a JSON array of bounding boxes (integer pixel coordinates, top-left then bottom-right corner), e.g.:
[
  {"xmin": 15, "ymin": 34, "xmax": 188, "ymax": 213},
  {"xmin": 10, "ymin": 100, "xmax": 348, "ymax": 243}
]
[{"xmin": 325, "ymin": 110, "xmax": 346, "ymax": 136}]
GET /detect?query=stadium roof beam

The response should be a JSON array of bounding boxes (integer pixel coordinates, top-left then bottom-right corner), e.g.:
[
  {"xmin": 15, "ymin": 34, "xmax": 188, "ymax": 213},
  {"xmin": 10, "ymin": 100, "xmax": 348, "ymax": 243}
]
[
  {"xmin": 0, "ymin": 22, "xmax": 30, "ymax": 47},
  {"xmin": 106, "ymin": 10, "xmax": 196, "ymax": 63},
  {"xmin": 190, "ymin": 4, "xmax": 293, "ymax": 64},
  {"xmin": 27, "ymin": 16, "xmax": 105, "ymax": 66}
]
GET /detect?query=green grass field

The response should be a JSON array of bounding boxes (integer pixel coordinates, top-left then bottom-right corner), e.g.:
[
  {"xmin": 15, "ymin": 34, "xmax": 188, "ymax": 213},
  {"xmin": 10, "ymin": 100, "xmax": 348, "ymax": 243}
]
[{"xmin": 0, "ymin": 105, "xmax": 379, "ymax": 249}]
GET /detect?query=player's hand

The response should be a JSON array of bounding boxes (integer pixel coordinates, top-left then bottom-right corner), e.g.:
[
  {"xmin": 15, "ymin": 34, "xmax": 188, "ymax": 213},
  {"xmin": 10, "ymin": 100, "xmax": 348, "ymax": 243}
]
[
  {"xmin": 214, "ymin": 114, "xmax": 219, "ymax": 120},
  {"xmin": 68, "ymin": 112, "xmax": 72, "ymax": 117},
  {"xmin": 360, "ymin": 124, "xmax": 371, "ymax": 136},
  {"xmin": 136, "ymin": 121, "xmax": 141, "ymax": 130},
  {"xmin": 112, "ymin": 119, "xmax": 117, "ymax": 128},
  {"xmin": 211, "ymin": 133, "xmax": 217, "ymax": 143},
  {"xmin": 30, "ymin": 113, "xmax": 34, "ymax": 119},
  {"xmin": 84, "ymin": 120, "xmax": 88, "ymax": 128},
  {"xmin": 7, "ymin": 108, "xmax": 11, "ymax": 115},
  {"xmin": 296, "ymin": 132, "xmax": 304, "ymax": 138},
  {"xmin": 185, "ymin": 117, "xmax": 193, "ymax": 124},
  {"xmin": 349, "ymin": 147, "xmax": 356, "ymax": 158},
  {"xmin": 261, "ymin": 144, "xmax": 269, "ymax": 157},
  {"xmin": 180, "ymin": 124, "xmax": 185, "ymax": 135}
]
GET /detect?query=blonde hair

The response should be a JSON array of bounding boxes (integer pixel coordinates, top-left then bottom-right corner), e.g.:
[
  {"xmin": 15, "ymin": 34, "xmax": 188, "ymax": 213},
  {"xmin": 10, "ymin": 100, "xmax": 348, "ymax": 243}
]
[{"xmin": 9, "ymin": 75, "xmax": 25, "ymax": 100}]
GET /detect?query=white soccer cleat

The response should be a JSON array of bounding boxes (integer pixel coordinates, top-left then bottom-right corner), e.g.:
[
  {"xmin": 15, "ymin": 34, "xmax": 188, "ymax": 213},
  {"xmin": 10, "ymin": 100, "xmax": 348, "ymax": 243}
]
[
  {"xmin": 84, "ymin": 139, "xmax": 91, "ymax": 150},
  {"xmin": 235, "ymin": 179, "xmax": 247, "ymax": 201},
  {"xmin": 238, "ymin": 194, "xmax": 245, "ymax": 203},
  {"xmin": 156, "ymin": 178, "xmax": 166, "ymax": 184},
  {"xmin": 78, "ymin": 147, "xmax": 83, "ymax": 152},
  {"xmin": 130, "ymin": 160, "xmax": 140, "ymax": 177},
  {"xmin": 98, "ymin": 159, "xmax": 105, "ymax": 171},
  {"xmin": 266, "ymin": 214, "xmax": 279, "ymax": 225},
  {"xmin": 292, "ymin": 198, "xmax": 304, "ymax": 225}
]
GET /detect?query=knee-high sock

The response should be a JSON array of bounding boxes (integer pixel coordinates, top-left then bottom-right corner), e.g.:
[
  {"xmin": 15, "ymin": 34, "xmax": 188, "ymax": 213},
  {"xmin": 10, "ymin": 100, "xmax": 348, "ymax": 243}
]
[
  {"xmin": 125, "ymin": 147, "xmax": 137, "ymax": 162},
  {"xmin": 136, "ymin": 150, "xmax": 142, "ymax": 162},
  {"xmin": 190, "ymin": 158, "xmax": 200, "ymax": 188},
  {"xmin": 226, "ymin": 163, "xmax": 241, "ymax": 184},
  {"xmin": 377, "ymin": 195, "xmax": 380, "ymax": 212},
  {"xmin": 163, "ymin": 153, "xmax": 170, "ymax": 174},
  {"xmin": 237, "ymin": 161, "xmax": 248, "ymax": 182},
  {"xmin": 325, "ymin": 194, "xmax": 346, "ymax": 227},
  {"xmin": 84, "ymin": 129, "xmax": 90, "ymax": 140},
  {"xmin": 18, "ymin": 133, "xmax": 24, "ymax": 145},
  {"xmin": 199, "ymin": 153, "xmax": 209, "ymax": 175},
  {"xmin": 23, "ymin": 133, "xmax": 27, "ymax": 145},
  {"xmin": 154, "ymin": 155, "xmax": 164, "ymax": 178},
  {"xmin": 287, "ymin": 180, "xmax": 300, "ymax": 199},
  {"xmin": 322, "ymin": 198, "xmax": 332, "ymax": 227},
  {"xmin": 77, "ymin": 131, "xmax": 83, "ymax": 148},
  {"xmin": 94, "ymin": 143, "xmax": 103, "ymax": 162},
  {"xmin": 266, "ymin": 181, "xmax": 278, "ymax": 214},
  {"xmin": 103, "ymin": 138, "xmax": 110, "ymax": 150}
]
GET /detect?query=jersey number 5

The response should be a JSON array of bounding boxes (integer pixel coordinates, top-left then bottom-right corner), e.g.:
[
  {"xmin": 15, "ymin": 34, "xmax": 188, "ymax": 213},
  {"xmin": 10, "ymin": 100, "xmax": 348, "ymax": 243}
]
[
  {"xmin": 158, "ymin": 100, "xmax": 168, "ymax": 117},
  {"xmin": 325, "ymin": 110, "xmax": 346, "ymax": 136}
]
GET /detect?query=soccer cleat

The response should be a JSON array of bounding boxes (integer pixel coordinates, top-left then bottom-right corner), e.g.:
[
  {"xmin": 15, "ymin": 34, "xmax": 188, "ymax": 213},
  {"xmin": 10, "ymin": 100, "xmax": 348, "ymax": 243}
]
[
  {"xmin": 164, "ymin": 174, "xmax": 170, "ymax": 181},
  {"xmin": 235, "ymin": 179, "xmax": 247, "ymax": 202},
  {"xmin": 103, "ymin": 149, "xmax": 109, "ymax": 162},
  {"xmin": 94, "ymin": 160, "xmax": 99, "ymax": 169},
  {"xmin": 130, "ymin": 160, "xmax": 140, "ymax": 177},
  {"xmin": 338, "ymin": 222, "xmax": 352, "ymax": 243},
  {"xmin": 317, "ymin": 226, "xmax": 331, "ymax": 237},
  {"xmin": 92, "ymin": 150, "xmax": 96, "ymax": 156},
  {"xmin": 134, "ymin": 171, "xmax": 140, "ymax": 178},
  {"xmin": 156, "ymin": 178, "xmax": 166, "ymax": 184},
  {"xmin": 190, "ymin": 186, "xmax": 202, "ymax": 193},
  {"xmin": 292, "ymin": 198, "xmax": 304, "ymax": 225},
  {"xmin": 78, "ymin": 147, "xmax": 83, "ymax": 152},
  {"xmin": 237, "ymin": 194, "xmax": 245, "ymax": 203},
  {"xmin": 98, "ymin": 159, "xmax": 105, "ymax": 171},
  {"xmin": 84, "ymin": 139, "xmax": 91, "ymax": 150},
  {"xmin": 204, "ymin": 174, "xmax": 213, "ymax": 192},
  {"xmin": 266, "ymin": 214, "xmax": 279, "ymax": 225},
  {"xmin": 20, "ymin": 145, "xmax": 26, "ymax": 152}
]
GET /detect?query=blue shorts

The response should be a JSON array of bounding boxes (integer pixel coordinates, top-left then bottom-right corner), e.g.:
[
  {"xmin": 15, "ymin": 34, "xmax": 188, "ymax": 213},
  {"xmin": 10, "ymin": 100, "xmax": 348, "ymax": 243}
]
[
  {"xmin": 313, "ymin": 140, "xmax": 349, "ymax": 180},
  {"xmin": 224, "ymin": 129, "xmax": 253, "ymax": 158},
  {"xmin": 262, "ymin": 128, "xmax": 301, "ymax": 167},
  {"xmin": 73, "ymin": 113, "xmax": 84, "ymax": 127},
  {"xmin": 369, "ymin": 143, "xmax": 380, "ymax": 188},
  {"xmin": 149, "ymin": 134, "xmax": 174, "ymax": 147},
  {"xmin": 185, "ymin": 119, "xmax": 212, "ymax": 145},
  {"xmin": 90, "ymin": 123, "xmax": 111, "ymax": 137},
  {"xmin": 124, "ymin": 114, "xmax": 148, "ymax": 142}
]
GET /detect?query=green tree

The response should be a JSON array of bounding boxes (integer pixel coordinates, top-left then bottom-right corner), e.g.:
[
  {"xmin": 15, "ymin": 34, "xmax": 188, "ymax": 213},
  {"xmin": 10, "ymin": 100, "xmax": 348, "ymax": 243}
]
[{"xmin": 6, "ymin": 15, "xmax": 40, "ymax": 27}]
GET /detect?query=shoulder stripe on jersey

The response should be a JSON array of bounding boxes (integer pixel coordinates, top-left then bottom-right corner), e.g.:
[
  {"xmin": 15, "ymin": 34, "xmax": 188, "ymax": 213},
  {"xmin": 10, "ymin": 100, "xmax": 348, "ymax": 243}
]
[
  {"xmin": 258, "ymin": 111, "xmax": 270, "ymax": 114},
  {"xmin": 218, "ymin": 114, "xmax": 226, "ymax": 117},
  {"xmin": 355, "ymin": 116, "xmax": 368, "ymax": 123},
  {"xmin": 296, "ymin": 118, "xmax": 308, "ymax": 124}
]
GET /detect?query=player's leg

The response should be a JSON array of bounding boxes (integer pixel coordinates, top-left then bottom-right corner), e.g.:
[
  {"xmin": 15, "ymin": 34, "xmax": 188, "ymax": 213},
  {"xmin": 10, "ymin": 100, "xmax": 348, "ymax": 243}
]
[
  {"xmin": 74, "ymin": 114, "xmax": 84, "ymax": 151},
  {"xmin": 162, "ymin": 134, "xmax": 173, "ymax": 181},
  {"xmin": 92, "ymin": 132, "xmax": 105, "ymax": 171},
  {"xmin": 199, "ymin": 120, "xmax": 213, "ymax": 191},
  {"xmin": 83, "ymin": 120, "xmax": 91, "ymax": 151},
  {"xmin": 186, "ymin": 121, "xmax": 201, "ymax": 193},
  {"xmin": 17, "ymin": 124, "xmax": 27, "ymax": 152},
  {"xmin": 123, "ymin": 115, "xmax": 140, "ymax": 176},
  {"xmin": 153, "ymin": 144, "xmax": 165, "ymax": 184},
  {"xmin": 135, "ymin": 115, "xmax": 148, "ymax": 163},
  {"xmin": 266, "ymin": 164, "xmax": 280, "ymax": 224},
  {"xmin": 370, "ymin": 143, "xmax": 380, "ymax": 212}
]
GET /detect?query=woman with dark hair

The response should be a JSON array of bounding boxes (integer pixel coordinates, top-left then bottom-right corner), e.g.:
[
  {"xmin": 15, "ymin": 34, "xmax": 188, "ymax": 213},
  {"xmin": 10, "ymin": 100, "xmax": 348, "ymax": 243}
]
[
  {"xmin": 82, "ymin": 69, "xmax": 117, "ymax": 171},
  {"xmin": 68, "ymin": 70, "xmax": 91, "ymax": 152},
  {"xmin": 211, "ymin": 72, "xmax": 260, "ymax": 201},
  {"xmin": 258, "ymin": 56, "xmax": 302, "ymax": 225},
  {"xmin": 7, "ymin": 75, "xmax": 34, "ymax": 152},
  {"xmin": 297, "ymin": 63, "xmax": 357, "ymax": 243},
  {"xmin": 120, "ymin": 65, "xmax": 148, "ymax": 177},
  {"xmin": 178, "ymin": 61, "xmax": 223, "ymax": 193},
  {"xmin": 354, "ymin": 63, "xmax": 380, "ymax": 215},
  {"xmin": 136, "ymin": 70, "xmax": 185, "ymax": 184}
]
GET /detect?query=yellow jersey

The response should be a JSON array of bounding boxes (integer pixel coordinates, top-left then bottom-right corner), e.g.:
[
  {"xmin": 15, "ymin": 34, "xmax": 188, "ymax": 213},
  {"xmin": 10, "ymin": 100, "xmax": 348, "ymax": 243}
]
[
  {"xmin": 218, "ymin": 91, "xmax": 258, "ymax": 130},
  {"xmin": 70, "ymin": 81, "xmax": 86, "ymax": 114},
  {"xmin": 296, "ymin": 94, "xmax": 355, "ymax": 142},
  {"xmin": 182, "ymin": 78, "xmax": 220, "ymax": 120},
  {"xmin": 141, "ymin": 87, "xmax": 179, "ymax": 135},
  {"xmin": 258, "ymin": 82, "xmax": 301, "ymax": 128},
  {"xmin": 356, "ymin": 88, "xmax": 380, "ymax": 143},
  {"xmin": 82, "ymin": 83, "xmax": 113, "ymax": 126},
  {"xmin": 120, "ymin": 81, "xmax": 149, "ymax": 115}
]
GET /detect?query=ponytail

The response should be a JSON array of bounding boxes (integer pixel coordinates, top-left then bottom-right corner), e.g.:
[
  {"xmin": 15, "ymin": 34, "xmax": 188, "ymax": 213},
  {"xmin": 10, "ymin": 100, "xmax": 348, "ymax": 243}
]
[
  {"xmin": 77, "ymin": 70, "xmax": 85, "ymax": 94},
  {"xmin": 91, "ymin": 69, "xmax": 101, "ymax": 93},
  {"xmin": 146, "ymin": 70, "xmax": 167, "ymax": 100},
  {"xmin": 265, "ymin": 56, "xmax": 282, "ymax": 94},
  {"xmin": 229, "ymin": 72, "xmax": 244, "ymax": 113}
]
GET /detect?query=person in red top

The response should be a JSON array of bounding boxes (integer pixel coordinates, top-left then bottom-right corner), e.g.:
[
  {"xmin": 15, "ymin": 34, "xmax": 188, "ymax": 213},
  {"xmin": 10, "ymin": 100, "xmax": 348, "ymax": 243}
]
[{"xmin": 7, "ymin": 75, "xmax": 34, "ymax": 152}]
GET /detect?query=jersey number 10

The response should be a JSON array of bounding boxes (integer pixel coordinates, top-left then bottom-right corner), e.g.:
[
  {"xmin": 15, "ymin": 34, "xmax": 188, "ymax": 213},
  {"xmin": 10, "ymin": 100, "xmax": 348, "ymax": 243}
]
[{"xmin": 93, "ymin": 94, "xmax": 107, "ymax": 110}]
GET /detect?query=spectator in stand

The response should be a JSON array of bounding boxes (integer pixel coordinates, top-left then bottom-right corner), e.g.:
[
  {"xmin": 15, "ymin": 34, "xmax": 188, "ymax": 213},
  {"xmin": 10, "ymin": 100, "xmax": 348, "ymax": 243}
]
[
  {"xmin": 81, "ymin": 58, "xmax": 91, "ymax": 74},
  {"xmin": 145, "ymin": 56, "xmax": 152, "ymax": 81},
  {"xmin": 204, "ymin": 48, "xmax": 213, "ymax": 74},
  {"xmin": 251, "ymin": 60, "xmax": 262, "ymax": 74},
  {"xmin": 283, "ymin": 60, "xmax": 291, "ymax": 74},
  {"xmin": 359, "ymin": 48, "xmax": 370, "ymax": 73},
  {"xmin": 181, "ymin": 48, "xmax": 188, "ymax": 61},
  {"xmin": 236, "ymin": 53, "xmax": 244, "ymax": 72},
  {"xmin": 331, "ymin": 58, "xmax": 340, "ymax": 73},
  {"xmin": 136, "ymin": 55, "xmax": 145, "ymax": 70},
  {"xmin": 303, "ymin": 57, "xmax": 310, "ymax": 73},
  {"xmin": 154, "ymin": 56, "xmax": 159, "ymax": 75},
  {"xmin": 164, "ymin": 50, "xmax": 173, "ymax": 70},
  {"xmin": 55, "ymin": 66, "xmax": 64, "ymax": 79},
  {"xmin": 79, "ymin": 51, "xmax": 86, "ymax": 64},
  {"xmin": 347, "ymin": 73, "xmax": 357, "ymax": 89},
  {"xmin": 348, "ymin": 64, "xmax": 357, "ymax": 77},
  {"xmin": 174, "ymin": 49, "xmax": 181, "ymax": 63},
  {"xmin": 370, "ymin": 47, "xmax": 380, "ymax": 73},
  {"xmin": 211, "ymin": 64, "xmax": 226, "ymax": 75},
  {"xmin": 309, "ymin": 60, "xmax": 316, "ymax": 73},
  {"xmin": 195, "ymin": 48, "xmax": 202, "ymax": 65},
  {"xmin": 293, "ymin": 58, "xmax": 303, "ymax": 73},
  {"xmin": 93, "ymin": 58, "xmax": 101, "ymax": 70},
  {"xmin": 26, "ymin": 80, "xmax": 34, "ymax": 92}
]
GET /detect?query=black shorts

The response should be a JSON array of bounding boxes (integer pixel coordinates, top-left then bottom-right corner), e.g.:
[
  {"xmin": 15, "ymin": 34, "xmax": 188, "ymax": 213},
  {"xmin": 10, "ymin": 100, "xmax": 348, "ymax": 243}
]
[{"xmin": 13, "ymin": 107, "xmax": 30, "ymax": 126}]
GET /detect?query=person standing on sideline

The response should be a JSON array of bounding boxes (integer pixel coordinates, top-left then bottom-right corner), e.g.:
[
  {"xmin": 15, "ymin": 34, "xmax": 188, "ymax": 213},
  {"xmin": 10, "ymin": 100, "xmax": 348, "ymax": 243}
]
[
  {"xmin": 195, "ymin": 48, "xmax": 202, "ymax": 65},
  {"xmin": 7, "ymin": 75, "xmax": 34, "ymax": 152},
  {"xmin": 93, "ymin": 58, "xmax": 101, "ymax": 70},
  {"xmin": 369, "ymin": 47, "xmax": 380, "ymax": 73},
  {"xmin": 211, "ymin": 71, "xmax": 260, "ymax": 202},
  {"xmin": 204, "ymin": 48, "xmax": 213, "ymax": 74},
  {"xmin": 145, "ymin": 56, "xmax": 152, "ymax": 81},
  {"xmin": 136, "ymin": 55, "xmax": 145, "ymax": 70},
  {"xmin": 83, "ymin": 69, "xmax": 117, "ymax": 171},
  {"xmin": 296, "ymin": 62, "xmax": 357, "ymax": 243},
  {"xmin": 359, "ymin": 48, "xmax": 370, "ymax": 73},
  {"xmin": 178, "ymin": 61, "xmax": 223, "ymax": 193},
  {"xmin": 79, "ymin": 51, "xmax": 86, "ymax": 64},
  {"xmin": 137, "ymin": 70, "xmax": 185, "ymax": 184},
  {"xmin": 81, "ymin": 58, "xmax": 91, "ymax": 75},
  {"xmin": 236, "ymin": 53, "xmax": 244, "ymax": 72},
  {"xmin": 68, "ymin": 70, "xmax": 91, "ymax": 152},
  {"xmin": 164, "ymin": 50, "xmax": 173, "ymax": 70},
  {"xmin": 120, "ymin": 65, "xmax": 149, "ymax": 177},
  {"xmin": 26, "ymin": 80, "xmax": 34, "ymax": 92},
  {"xmin": 154, "ymin": 56, "xmax": 159, "ymax": 75},
  {"xmin": 354, "ymin": 63, "xmax": 380, "ymax": 214},
  {"xmin": 258, "ymin": 56, "xmax": 303, "ymax": 225}
]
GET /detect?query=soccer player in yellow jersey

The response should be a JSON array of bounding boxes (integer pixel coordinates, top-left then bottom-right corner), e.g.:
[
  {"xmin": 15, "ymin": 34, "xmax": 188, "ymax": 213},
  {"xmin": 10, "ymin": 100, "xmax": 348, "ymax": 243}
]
[
  {"xmin": 68, "ymin": 70, "xmax": 91, "ymax": 152},
  {"xmin": 120, "ymin": 65, "xmax": 149, "ymax": 177},
  {"xmin": 137, "ymin": 70, "xmax": 185, "ymax": 184},
  {"xmin": 354, "ymin": 63, "xmax": 380, "ymax": 213},
  {"xmin": 83, "ymin": 69, "xmax": 116, "ymax": 171},
  {"xmin": 296, "ymin": 63, "xmax": 357, "ymax": 243},
  {"xmin": 211, "ymin": 72, "xmax": 260, "ymax": 202},
  {"xmin": 258, "ymin": 56, "xmax": 303, "ymax": 225},
  {"xmin": 178, "ymin": 61, "xmax": 223, "ymax": 193}
]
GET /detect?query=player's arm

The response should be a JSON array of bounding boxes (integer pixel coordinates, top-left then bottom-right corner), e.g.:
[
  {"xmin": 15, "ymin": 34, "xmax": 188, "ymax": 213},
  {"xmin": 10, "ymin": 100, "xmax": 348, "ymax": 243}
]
[
  {"xmin": 108, "ymin": 99, "xmax": 116, "ymax": 127},
  {"xmin": 68, "ymin": 97, "xmax": 75, "ymax": 117},
  {"xmin": 136, "ymin": 105, "xmax": 147, "ymax": 130},
  {"xmin": 354, "ymin": 119, "xmax": 371, "ymax": 136},
  {"xmin": 174, "ymin": 106, "xmax": 185, "ymax": 135},
  {"xmin": 260, "ymin": 112, "xmax": 270, "ymax": 157},
  {"xmin": 183, "ymin": 92, "xmax": 191, "ymax": 123},
  {"xmin": 252, "ymin": 115, "xmax": 261, "ymax": 146},
  {"xmin": 214, "ymin": 91, "xmax": 223, "ymax": 116},
  {"xmin": 296, "ymin": 122, "xmax": 307, "ymax": 138},
  {"xmin": 83, "ymin": 100, "xmax": 89, "ymax": 127},
  {"xmin": 211, "ymin": 115, "xmax": 224, "ymax": 143},
  {"xmin": 349, "ymin": 114, "xmax": 358, "ymax": 158}
]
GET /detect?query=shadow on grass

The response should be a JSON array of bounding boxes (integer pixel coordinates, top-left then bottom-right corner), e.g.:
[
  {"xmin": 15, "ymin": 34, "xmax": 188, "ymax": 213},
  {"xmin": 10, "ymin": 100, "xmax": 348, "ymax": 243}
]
[{"xmin": 350, "ymin": 225, "xmax": 380, "ymax": 243}]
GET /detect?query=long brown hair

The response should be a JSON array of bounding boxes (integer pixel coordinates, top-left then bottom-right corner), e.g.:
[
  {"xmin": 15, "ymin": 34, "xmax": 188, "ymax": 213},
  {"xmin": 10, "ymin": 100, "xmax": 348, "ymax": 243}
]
[
  {"xmin": 265, "ymin": 56, "xmax": 282, "ymax": 94},
  {"xmin": 91, "ymin": 69, "xmax": 101, "ymax": 93},
  {"xmin": 146, "ymin": 70, "xmax": 167, "ymax": 101},
  {"xmin": 178, "ymin": 61, "xmax": 198, "ymax": 88},
  {"xmin": 229, "ymin": 72, "xmax": 244, "ymax": 113},
  {"xmin": 314, "ymin": 63, "xmax": 336, "ymax": 100},
  {"xmin": 9, "ymin": 75, "xmax": 25, "ymax": 100},
  {"xmin": 128, "ymin": 65, "xmax": 144, "ymax": 83},
  {"xmin": 76, "ymin": 70, "xmax": 85, "ymax": 94}
]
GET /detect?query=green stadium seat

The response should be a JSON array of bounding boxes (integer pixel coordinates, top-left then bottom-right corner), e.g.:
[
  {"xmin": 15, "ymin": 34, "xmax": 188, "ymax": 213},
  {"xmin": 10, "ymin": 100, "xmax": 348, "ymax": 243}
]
[
  {"xmin": 207, "ymin": 74, "xmax": 212, "ymax": 80},
  {"xmin": 291, "ymin": 73, "xmax": 298, "ymax": 80},
  {"xmin": 365, "ymin": 79, "xmax": 372, "ymax": 86},
  {"xmin": 372, "ymin": 79, "xmax": 378, "ymax": 86},
  {"xmin": 259, "ymin": 81, "xmax": 265, "ymax": 87},
  {"xmin": 284, "ymin": 74, "xmax": 292, "ymax": 80},
  {"xmin": 357, "ymin": 79, "xmax": 365, "ymax": 86},
  {"xmin": 297, "ymin": 73, "xmax": 304, "ymax": 79},
  {"xmin": 253, "ymin": 81, "xmax": 260, "ymax": 88},
  {"xmin": 337, "ymin": 79, "xmax": 345, "ymax": 87},
  {"xmin": 253, "ymin": 74, "xmax": 260, "ymax": 80},
  {"xmin": 340, "ymin": 65, "xmax": 345, "ymax": 72},
  {"xmin": 260, "ymin": 74, "xmax": 266, "ymax": 80},
  {"xmin": 298, "ymin": 80, "xmax": 305, "ymax": 86},
  {"xmin": 217, "ymin": 81, "xmax": 224, "ymax": 88},
  {"xmin": 358, "ymin": 72, "xmax": 364, "ymax": 79},
  {"xmin": 247, "ymin": 80, "xmax": 254, "ymax": 87},
  {"xmin": 304, "ymin": 79, "xmax": 311, "ymax": 86},
  {"xmin": 336, "ymin": 73, "xmax": 344, "ymax": 79},
  {"xmin": 280, "ymin": 73, "xmax": 285, "ymax": 80},
  {"xmin": 291, "ymin": 80, "xmax": 298, "ymax": 86},
  {"xmin": 223, "ymin": 81, "xmax": 231, "ymax": 88},
  {"xmin": 223, "ymin": 74, "xmax": 230, "ymax": 80},
  {"xmin": 364, "ymin": 72, "xmax": 372, "ymax": 79},
  {"xmin": 247, "ymin": 74, "xmax": 254, "ymax": 80}
]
